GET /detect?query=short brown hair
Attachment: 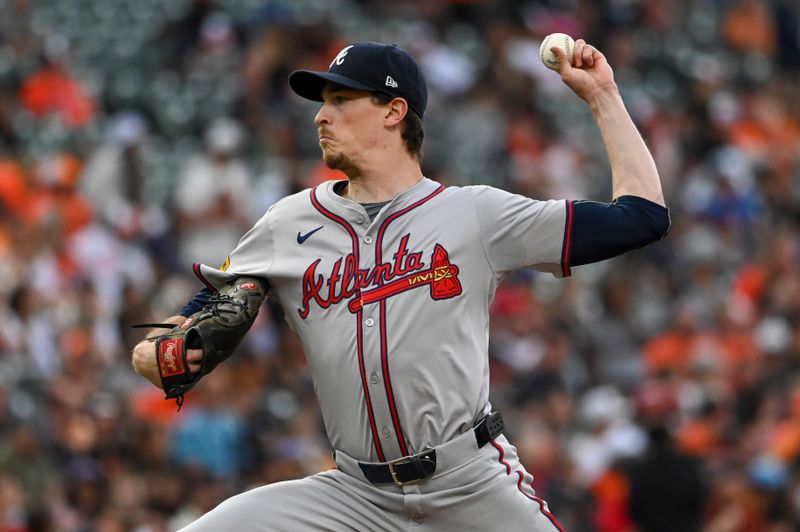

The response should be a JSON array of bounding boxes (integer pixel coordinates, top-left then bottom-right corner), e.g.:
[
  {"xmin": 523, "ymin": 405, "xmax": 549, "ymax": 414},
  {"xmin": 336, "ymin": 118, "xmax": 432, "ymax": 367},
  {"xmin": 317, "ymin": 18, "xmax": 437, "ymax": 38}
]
[{"xmin": 371, "ymin": 93, "xmax": 424, "ymax": 160}]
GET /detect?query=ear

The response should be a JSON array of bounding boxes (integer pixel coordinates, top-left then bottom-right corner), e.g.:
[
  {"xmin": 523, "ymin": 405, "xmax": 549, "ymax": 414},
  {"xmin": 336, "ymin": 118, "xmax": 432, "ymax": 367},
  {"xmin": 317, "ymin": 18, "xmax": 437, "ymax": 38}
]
[{"xmin": 384, "ymin": 97, "xmax": 409, "ymax": 127}]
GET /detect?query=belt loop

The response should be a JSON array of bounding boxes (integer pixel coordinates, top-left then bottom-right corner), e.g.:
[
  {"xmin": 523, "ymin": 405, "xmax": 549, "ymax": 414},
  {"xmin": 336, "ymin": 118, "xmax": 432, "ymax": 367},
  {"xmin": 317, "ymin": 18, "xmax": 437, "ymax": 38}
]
[{"xmin": 474, "ymin": 411, "xmax": 504, "ymax": 448}]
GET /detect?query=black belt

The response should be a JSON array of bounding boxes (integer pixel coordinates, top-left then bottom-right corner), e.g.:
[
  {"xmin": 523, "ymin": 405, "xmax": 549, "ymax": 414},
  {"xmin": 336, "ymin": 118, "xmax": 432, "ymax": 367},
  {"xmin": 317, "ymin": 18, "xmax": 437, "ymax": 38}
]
[{"xmin": 358, "ymin": 411, "xmax": 505, "ymax": 487}]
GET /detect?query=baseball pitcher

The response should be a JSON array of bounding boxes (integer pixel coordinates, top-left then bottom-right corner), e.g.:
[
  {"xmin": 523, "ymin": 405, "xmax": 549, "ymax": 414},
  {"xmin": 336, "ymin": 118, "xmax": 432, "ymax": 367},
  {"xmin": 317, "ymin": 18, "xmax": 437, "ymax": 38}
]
[{"xmin": 132, "ymin": 39, "xmax": 670, "ymax": 531}]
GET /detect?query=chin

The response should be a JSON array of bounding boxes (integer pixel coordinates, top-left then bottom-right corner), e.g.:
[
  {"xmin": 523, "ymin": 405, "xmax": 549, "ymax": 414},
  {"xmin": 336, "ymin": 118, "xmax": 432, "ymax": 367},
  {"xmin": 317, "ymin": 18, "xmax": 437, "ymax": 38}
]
[
  {"xmin": 324, "ymin": 152, "xmax": 344, "ymax": 170},
  {"xmin": 324, "ymin": 152, "xmax": 358, "ymax": 176}
]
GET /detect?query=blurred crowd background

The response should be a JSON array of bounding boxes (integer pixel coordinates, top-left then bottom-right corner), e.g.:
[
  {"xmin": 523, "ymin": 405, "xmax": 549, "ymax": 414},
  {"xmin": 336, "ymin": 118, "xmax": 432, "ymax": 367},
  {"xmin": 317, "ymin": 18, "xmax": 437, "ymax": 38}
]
[{"xmin": 0, "ymin": 0, "xmax": 799, "ymax": 530}]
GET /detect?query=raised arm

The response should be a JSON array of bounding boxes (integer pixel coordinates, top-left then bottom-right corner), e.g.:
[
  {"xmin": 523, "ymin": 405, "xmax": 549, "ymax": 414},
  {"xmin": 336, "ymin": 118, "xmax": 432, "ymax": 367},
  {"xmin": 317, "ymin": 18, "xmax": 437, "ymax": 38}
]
[
  {"xmin": 540, "ymin": 40, "xmax": 670, "ymax": 272},
  {"xmin": 551, "ymin": 40, "xmax": 665, "ymax": 206}
]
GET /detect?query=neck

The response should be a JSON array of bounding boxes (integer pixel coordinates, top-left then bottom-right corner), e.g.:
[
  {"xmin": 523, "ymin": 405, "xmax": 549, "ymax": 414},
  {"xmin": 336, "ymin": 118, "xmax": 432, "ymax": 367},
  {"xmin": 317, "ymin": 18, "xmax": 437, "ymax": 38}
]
[{"xmin": 340, "ymin": 156, "xmax": 424, "ymax": 203}]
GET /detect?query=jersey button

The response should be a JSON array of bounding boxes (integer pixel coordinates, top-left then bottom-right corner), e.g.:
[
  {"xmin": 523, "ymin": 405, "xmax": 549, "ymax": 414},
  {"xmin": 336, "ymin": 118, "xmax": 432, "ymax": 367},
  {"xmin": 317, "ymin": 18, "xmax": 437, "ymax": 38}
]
[
  {"xmin": 364, "ymin": 235, "xmax": 373, "ymax": 244},
  {"xmin": 370, "ymin": 372, "xmax": 379, "ymax": 384},
  {"xmin": 382, "ymin": 426, "xmax": 391, "ymax": 439},
  {"xmin": 365, "ymin": 317, "xmax": 375, "ymax": 327},
  {"xmin": 357, "ymin": 216, "xmax": 365, "ymax": 224}
]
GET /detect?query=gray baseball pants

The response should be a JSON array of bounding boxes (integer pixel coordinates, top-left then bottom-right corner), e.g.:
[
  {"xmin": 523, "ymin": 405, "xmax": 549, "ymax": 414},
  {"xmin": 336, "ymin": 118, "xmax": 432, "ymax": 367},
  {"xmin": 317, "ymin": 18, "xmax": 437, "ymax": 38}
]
[{"xmin": 178, "ymin": 432, "xmax": 564, "ymax": 531}]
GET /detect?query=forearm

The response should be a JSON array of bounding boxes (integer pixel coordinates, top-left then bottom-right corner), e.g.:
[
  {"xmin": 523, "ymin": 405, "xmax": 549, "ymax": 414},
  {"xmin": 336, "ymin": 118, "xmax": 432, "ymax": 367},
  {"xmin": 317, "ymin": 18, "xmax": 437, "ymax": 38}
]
[{"xmin": 589, "ymin": 85, "xmax": 665, "ymax": 207}]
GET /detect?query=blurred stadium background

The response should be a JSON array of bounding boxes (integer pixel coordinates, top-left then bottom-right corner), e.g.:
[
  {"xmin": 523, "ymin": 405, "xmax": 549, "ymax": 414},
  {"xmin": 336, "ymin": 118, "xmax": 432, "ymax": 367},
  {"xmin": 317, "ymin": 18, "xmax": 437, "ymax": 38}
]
[{"xmin": 0, "ymin": 0, "xmax": 799, "ymax": 530}]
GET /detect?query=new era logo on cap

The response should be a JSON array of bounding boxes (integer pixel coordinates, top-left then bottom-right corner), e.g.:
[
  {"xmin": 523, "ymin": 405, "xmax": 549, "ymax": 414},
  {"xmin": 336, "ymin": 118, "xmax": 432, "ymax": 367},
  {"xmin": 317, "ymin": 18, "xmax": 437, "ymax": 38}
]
[{"xmin": 288, "ymin": 42, "xmax": 428, "ymax": 118}]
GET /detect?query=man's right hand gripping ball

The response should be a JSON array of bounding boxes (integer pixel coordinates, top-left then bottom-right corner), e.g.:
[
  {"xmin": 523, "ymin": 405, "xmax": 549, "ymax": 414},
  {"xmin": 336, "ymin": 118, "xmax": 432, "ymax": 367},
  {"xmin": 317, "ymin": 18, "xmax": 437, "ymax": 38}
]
[{"xmin": 132, "ymin": 277, "xmax": 268, "ymax": 408}]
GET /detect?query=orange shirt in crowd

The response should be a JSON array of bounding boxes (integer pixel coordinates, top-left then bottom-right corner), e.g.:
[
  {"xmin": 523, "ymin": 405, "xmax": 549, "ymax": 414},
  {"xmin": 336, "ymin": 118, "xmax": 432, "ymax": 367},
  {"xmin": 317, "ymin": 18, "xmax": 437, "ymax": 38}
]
[
  {"xmin": 306, "ymin": 161, "xmax": 347, "ymax": 188},
  {"xmin": 678, "ymin": 418, "xmax": 719, "ymax": 456},
  {"xmin": 0, "ymin": 153, "xmax": 93, "ymax": 235},
  {"xmin": 0, "ymin": 157, "xmax": 32, "ymax": 222},
  {"xmin": 34, "ymin": 153, "xmax": 93, "ymax": 235},
  {"xmin": 20, "ymin": 65, "xmax": 95, "ymax": 128},
  {"xmin": 643, "ymin": 329, "xmax": 694, "ymax": 375},
  {"xmin": 592, "ymin": 469, "xmax": 634, "ymax": 532},
  {"xmin": 722, "ymin": 0, "xmax": 776, "ymax": 55}
]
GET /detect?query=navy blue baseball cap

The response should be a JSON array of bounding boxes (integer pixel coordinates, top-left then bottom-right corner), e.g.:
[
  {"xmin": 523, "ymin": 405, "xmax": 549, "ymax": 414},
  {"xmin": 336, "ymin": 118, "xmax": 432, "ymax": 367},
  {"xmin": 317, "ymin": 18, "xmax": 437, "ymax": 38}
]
[{"xmin": 289, "ymin": 42, "xmax": 428, "ymax": 118}]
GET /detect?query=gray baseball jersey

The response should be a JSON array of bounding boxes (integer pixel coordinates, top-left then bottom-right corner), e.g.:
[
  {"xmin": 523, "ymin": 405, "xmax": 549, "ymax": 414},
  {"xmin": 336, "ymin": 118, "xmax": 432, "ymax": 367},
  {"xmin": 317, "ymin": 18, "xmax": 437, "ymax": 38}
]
[{"xmin": 186, "ymin": 177, "xmax": 569, "ymax": 531}]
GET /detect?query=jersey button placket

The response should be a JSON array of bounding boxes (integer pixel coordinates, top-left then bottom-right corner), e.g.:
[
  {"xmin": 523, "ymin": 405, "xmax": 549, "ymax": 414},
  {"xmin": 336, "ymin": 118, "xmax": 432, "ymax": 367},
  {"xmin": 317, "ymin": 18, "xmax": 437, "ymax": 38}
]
[{"xmin": 357, "ymin": 226, "xmax": 385, "ymax": 457}]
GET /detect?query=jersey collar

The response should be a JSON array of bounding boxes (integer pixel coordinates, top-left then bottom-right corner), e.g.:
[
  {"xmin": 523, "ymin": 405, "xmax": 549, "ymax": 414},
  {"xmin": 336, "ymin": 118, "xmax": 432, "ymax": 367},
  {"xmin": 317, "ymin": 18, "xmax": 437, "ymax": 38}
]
[{"xmin": 315, "ymin": 177, "xmax": 441, "ymax": 222}]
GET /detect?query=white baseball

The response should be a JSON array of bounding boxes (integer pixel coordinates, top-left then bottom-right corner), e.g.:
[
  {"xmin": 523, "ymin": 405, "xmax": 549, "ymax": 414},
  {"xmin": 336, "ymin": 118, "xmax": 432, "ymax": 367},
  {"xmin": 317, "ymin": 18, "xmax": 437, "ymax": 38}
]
[{"xmin": 540, "ymin": 33, "xmax": 575, "ymax": 71}]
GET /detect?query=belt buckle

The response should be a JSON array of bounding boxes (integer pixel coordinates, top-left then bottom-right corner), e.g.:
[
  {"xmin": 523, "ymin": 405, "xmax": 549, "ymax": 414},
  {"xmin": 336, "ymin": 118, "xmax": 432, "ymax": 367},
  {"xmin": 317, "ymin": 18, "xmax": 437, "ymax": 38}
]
[{"xmin": 387, "ymin": 456, "xmax": 420, "ymax": 488}]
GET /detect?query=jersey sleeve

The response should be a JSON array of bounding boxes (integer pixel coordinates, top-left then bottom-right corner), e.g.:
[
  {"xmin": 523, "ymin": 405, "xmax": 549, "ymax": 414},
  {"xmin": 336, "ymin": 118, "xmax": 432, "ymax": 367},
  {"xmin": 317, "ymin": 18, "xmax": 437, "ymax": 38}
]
[
  {"xmin": 569, "ymin": 196, "xmax": 670, "ymax": 267},
  {"xmin": 469, "ymin": 186, "xmax": 569, "ymax": 278},
  {"xmin": 192, "ymin": 206, "xmax": 277, "ymax": 290}
]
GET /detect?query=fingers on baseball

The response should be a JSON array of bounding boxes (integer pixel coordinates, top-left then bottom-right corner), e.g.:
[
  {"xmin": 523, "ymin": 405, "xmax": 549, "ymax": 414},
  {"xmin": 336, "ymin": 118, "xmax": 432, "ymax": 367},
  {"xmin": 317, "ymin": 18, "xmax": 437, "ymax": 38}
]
[
  {"xmin": 572, "ymin": 39, "xmax": 597, "ymax": 68},
  {"xmin": 550, "ymin": 46, "xmax": 572, "ymax": 73},
  {"xmin": 572, "ymin": 39, "xmax": 584, "ymax": 67}
]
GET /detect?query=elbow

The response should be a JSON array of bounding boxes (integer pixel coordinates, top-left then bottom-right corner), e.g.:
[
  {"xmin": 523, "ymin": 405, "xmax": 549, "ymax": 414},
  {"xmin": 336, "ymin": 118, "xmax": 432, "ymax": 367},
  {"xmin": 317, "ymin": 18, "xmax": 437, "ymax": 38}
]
[
  {"xmin": 629, "ymin": 208, "xmax": 670, "ymax": 250},
  {"xmin": 648, "ymin": 207, "xmax": 671, "ymax": 242},
  {"xmin": 616, "ymin": 195, "xmax": 671, "ymax": 244}
]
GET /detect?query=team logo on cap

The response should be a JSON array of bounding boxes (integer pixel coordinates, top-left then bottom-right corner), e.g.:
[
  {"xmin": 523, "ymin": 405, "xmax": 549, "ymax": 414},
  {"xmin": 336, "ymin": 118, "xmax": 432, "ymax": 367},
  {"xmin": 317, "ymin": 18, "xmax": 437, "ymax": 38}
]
[{"xmin": 330, "ymin": 45, "xmax": 354, "ymax": 68}]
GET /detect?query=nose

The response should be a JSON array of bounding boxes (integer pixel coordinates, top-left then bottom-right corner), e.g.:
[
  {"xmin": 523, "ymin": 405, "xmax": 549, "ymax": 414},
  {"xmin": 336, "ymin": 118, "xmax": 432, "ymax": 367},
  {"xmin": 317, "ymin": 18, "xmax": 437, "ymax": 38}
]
[{"xmin": 315, "ymin": 102, "xmax": 330, "ymax": 127}]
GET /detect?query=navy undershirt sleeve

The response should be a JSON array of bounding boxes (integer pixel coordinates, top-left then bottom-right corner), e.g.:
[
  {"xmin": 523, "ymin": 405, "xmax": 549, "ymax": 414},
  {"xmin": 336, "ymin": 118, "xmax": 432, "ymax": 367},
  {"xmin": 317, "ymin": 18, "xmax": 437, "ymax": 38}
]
[
  {"xmin": 179, "ymin": 287, "xmax": 213, "ymax": 317},
  {"xmin": 567, "ymin": 195, "xmax": 671, "ymax": 268}
]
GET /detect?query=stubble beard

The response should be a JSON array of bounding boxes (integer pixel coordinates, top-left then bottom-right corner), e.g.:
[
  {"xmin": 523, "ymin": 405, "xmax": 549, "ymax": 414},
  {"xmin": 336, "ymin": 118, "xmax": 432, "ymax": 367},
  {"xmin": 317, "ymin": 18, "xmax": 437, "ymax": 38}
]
[{"xmin": 324, "ymin": 150, "xmax": 362, "ymax": 179}]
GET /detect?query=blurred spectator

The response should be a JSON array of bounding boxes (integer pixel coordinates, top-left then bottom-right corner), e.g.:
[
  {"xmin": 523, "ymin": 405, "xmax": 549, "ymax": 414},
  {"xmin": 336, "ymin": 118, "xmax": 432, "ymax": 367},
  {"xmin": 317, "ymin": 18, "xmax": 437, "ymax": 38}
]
[
  {"xmin": 567, "ymin": 385, "xmax": 647, "ymax": 488},
  {"xmin": 0, "ymin": 156, "xmax": 32, "ymax": 223},
  {"xmin": 32, "ymin": 151, "xmax": 92, "ymax": 236},
  {"xmin": 0, "ymin": 425, "xmax": 57, "ymax": 514},
  {"xmin": 174, "ymin": 117, "xmax": 253, "ymax": 268},
  {"xmin": 80, "ymin": 111, "xmax": 163, "ymax": 239},
  {"xmin": 2, "ymin": 285, "xmax": 60, "ymax": 379},
  {"xmin": 170, "ymin": 368, "xmax": 249, "ymax": 477},
  {"xmin": 20, "ymin": 55, "xmax": 95, "ymax": 128},
  {"xmin": 161, "ymin": 0, "xmax": 245, "ymax": 73},
  {"xmin": 722, "ymin": 0, "xmax": 777, "ymax": 56},
  {"xmin": 628, "ymin": 426, "xmax": 706, "ymax": 532}
]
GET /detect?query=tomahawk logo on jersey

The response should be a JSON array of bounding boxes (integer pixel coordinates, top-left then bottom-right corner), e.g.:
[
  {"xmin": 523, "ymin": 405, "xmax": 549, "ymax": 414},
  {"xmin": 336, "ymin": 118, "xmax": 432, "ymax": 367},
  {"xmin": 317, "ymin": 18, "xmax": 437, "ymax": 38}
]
[{"xmin": 298, "ymin": 236, "xmax": 462, "ymax": 319}]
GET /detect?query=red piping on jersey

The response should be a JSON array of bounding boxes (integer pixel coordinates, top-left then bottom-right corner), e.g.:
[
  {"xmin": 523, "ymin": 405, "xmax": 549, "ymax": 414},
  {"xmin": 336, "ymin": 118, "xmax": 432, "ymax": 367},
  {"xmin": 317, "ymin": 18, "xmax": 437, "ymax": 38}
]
[
  {"xmin": 374, "ymin": 185, "xmax": 445, "ymax": 456},
  {"xmin": 560, "ymin": 200, "xmax": 574, "ymax": 278},
  {"xmin": 490, "ymin": 441, "xmax": 566, "ymax": 532},
  {"xmin": 310, "ymin": 187, "xmax": 386, "ymax": 462},
  {"xmin": 192, "ymin": 263, "xmax": 219, "ymax": 293}
]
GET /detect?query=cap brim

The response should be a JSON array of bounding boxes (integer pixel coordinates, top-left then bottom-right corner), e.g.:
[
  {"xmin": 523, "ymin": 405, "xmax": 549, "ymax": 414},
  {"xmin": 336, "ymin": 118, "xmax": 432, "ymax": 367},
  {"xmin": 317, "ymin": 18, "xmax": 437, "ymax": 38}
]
[{"xmin": 289, "ymin": 70, "xmax": 376, "ymax": 102}]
